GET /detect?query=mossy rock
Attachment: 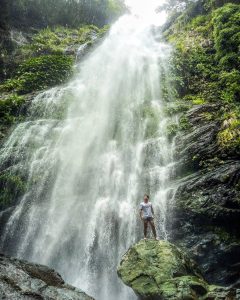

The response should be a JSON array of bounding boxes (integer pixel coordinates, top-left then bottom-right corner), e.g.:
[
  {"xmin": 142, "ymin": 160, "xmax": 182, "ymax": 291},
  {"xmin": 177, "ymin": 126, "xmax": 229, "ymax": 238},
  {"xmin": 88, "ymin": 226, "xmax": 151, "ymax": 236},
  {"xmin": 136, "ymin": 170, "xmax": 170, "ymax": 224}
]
[{"xmin": 117, "ymin": 240, "xmax": 208, "ymax": 300}]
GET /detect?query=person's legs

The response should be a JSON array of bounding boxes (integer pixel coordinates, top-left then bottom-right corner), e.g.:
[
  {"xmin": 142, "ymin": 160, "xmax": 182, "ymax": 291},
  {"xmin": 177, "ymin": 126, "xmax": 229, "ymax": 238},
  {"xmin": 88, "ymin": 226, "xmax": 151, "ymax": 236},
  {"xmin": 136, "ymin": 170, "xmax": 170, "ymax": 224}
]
[
  {"xmin": 144, "ymin": 219, "xmax": 148, "ymax": 239},
  {"xmin": 149, "ymin": 219, "xmax": 157, "ymax": 239}
]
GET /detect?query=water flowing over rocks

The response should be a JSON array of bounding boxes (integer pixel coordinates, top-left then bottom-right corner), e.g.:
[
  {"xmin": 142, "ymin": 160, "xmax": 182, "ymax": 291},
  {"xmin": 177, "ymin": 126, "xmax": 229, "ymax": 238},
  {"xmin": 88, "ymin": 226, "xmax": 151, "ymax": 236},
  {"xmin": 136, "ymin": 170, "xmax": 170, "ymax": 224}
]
[
  {"xmin": 117, "ymin": 240, "xmax": 239, "ymax": 300},
  {"xmin": 0, "ymin": 5, "xmax": 175, "ymax": 299},
  {"xmin": 0, "ymin": 253, "xmax": 94, "ymax": 300}
]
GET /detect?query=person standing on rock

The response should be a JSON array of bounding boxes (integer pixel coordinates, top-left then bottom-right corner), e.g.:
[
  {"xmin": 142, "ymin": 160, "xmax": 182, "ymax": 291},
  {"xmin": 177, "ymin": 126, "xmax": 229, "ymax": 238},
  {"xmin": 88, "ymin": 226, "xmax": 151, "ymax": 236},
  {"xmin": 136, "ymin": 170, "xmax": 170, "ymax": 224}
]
[{"xmin": 139, "ymin": 194, "xmax": 158, "ymax": 240}]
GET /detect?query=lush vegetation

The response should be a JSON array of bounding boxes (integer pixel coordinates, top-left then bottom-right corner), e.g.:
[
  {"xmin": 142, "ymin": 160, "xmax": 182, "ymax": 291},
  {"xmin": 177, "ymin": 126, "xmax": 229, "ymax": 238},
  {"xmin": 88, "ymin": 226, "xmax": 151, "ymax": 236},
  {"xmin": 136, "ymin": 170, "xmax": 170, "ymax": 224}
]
[
  {"xmin": 0, "ymin": 94, "xmax": 25, "ymax": 124},
  {"xmin": 164, "ymin": 1, "xmax": 240, "ymax": 154},
  {"xmin": 1, "ymin": 55, "xmax": 73, "ymax": 94},
  {"xmin": 7, "ymin": 0, "xmax": 124, "ymax": 29},
  {"xmin": 25, "ymin": 25, "xmax": 108, "ymax": 55},
  {"xmin": 0, "ymin": 24, "xmax": 107, "ymax": 139}
]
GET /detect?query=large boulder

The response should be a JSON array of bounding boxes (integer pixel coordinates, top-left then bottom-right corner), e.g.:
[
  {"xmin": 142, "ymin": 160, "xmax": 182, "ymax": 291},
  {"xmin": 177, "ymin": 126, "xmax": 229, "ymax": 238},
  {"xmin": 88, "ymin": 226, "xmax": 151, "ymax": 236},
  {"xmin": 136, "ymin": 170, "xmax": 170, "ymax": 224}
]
[
  {"xmin": 117, "ymin": 239, "xmax": 209, "ymax": 299},
  {"xmin": 117, "ymin": 240, "xmax": 238, "ymax": 300},
  {"xmin": 0, "ymin": 253, "xmax": 94, "ymax": 300}
]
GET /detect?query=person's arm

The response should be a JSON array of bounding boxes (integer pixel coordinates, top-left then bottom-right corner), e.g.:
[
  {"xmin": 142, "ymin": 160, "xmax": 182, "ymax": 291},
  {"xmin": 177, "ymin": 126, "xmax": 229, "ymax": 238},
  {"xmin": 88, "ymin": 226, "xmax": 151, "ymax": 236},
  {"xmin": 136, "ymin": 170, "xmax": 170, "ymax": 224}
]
[
  {"xmin": 151, "ymin": 204, "xmax": 154, "ymax": 217},
  {"xmin": 139, "ymin": 204, "xmax": 143, "ymax": 220}
]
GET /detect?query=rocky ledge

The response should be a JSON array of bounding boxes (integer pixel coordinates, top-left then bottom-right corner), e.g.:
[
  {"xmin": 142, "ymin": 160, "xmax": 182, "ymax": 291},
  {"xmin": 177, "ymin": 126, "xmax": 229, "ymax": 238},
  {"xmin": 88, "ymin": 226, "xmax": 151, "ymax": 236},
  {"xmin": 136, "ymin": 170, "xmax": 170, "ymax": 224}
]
[
  {"xmin": 0, "ymin": 254, "xmax": 94, "ymax": 300},
  {"xmin": 117, "ymin": 240, "xmax": 239, "ymax": 300}
]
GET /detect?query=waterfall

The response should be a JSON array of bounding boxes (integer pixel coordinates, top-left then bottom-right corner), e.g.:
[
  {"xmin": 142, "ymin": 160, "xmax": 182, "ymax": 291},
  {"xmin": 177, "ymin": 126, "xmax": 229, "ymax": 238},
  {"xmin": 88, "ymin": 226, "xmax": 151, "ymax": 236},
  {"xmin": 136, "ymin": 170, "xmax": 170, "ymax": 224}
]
[{"xmin": 0, "ymin": 1, "xmax": 177, "ymax": 299}]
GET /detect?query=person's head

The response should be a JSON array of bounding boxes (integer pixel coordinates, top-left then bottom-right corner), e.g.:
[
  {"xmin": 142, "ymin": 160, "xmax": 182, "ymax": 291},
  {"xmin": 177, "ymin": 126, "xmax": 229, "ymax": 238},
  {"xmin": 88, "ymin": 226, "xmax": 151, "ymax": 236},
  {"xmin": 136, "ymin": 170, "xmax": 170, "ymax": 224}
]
[{"xmin": 144, "ymin": 194, "xmax": 149, "ymax": 203}]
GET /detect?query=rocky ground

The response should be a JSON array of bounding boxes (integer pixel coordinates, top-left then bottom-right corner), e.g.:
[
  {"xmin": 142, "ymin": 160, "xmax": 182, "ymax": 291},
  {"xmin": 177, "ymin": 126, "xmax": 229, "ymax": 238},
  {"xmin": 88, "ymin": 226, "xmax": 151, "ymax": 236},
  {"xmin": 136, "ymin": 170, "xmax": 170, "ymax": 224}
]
[{"xmin": 0, "ymin": 253, "xmax": 94, "ymax": 300}]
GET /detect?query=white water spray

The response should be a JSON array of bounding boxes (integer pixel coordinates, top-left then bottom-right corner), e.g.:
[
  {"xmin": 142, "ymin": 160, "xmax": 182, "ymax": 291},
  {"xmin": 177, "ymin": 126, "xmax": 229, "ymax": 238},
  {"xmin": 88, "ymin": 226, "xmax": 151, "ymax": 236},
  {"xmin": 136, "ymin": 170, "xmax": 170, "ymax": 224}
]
[{"xmin": 0, "ymin": 1, "xmax": 177, "ymax": 299}]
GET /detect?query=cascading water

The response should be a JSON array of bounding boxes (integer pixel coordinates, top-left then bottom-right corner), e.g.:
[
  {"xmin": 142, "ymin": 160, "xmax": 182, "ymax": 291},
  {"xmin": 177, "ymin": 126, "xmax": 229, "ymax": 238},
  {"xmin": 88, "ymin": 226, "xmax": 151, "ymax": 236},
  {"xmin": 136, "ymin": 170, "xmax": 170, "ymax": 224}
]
[{"xmin": 0, "ymin": 1, "xmax": 178, "ymax": 299}]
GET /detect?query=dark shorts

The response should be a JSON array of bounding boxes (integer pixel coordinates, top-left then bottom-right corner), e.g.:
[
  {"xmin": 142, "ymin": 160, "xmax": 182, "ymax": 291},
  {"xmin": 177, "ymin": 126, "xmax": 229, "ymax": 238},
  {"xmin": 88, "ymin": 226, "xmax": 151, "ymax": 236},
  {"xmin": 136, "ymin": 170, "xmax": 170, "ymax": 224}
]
[{"xmin": 144, "ymin": 217, "xmax": 153, "ymax": 222}]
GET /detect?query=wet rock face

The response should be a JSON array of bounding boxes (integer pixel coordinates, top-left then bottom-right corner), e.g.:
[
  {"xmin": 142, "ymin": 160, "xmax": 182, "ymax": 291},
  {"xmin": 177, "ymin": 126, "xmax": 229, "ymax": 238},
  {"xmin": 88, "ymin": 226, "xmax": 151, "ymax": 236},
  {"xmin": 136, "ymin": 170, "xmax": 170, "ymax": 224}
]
[
  {"xmin": 117, "ymin": 240, "xmax": 209, "ymax": 300},
  {"xmin": 0, "ymin": 254, "xmax": 94, "ymax": 300},
  {"xmin": 171, "ymin": 104, "xmax": 240, "ymax": 287},
  {"xmin": 176, "ymin": 104, "xmax": 221, "ymax": 170}
]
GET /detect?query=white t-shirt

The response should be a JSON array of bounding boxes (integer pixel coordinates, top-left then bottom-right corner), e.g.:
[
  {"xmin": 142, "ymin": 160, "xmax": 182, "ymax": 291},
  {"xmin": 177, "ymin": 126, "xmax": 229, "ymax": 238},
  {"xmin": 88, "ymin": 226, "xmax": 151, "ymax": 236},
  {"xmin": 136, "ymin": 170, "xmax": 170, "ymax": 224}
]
[{"xmin": 140, "ymin": 201, "xmax": 153, "ymax": 218}]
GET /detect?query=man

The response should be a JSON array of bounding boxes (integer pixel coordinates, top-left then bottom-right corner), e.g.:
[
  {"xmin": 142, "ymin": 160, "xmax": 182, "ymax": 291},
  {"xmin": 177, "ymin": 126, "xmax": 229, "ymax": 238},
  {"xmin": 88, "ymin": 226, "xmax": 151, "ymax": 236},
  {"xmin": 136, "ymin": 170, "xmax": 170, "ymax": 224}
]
[{"xmin": 139, "ymin": 194, "xmax": 158, "ymax": 240}]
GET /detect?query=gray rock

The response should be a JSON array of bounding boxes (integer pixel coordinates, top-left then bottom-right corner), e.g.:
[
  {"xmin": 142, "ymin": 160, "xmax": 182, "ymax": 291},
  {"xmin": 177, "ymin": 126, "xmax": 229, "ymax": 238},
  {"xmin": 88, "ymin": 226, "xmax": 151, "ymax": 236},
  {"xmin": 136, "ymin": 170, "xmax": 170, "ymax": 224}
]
[{"xmin": 0, "ymin": 254, "xmax": 94, "ymax": 300}]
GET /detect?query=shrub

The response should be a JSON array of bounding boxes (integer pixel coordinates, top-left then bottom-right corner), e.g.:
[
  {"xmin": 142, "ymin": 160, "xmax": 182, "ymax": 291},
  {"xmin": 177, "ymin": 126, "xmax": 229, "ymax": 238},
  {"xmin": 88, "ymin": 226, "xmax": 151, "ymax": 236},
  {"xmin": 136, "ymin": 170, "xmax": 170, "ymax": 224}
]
[
  {"xmin": 219, "ymin": 70, "xmax": 240, "ymax": 103},
  {"xmin": 217, "ymin": 111, "xmax": 240, "ymax": 152},
  {"xmin": 213, "ymin": 4, "xmax": 240, "ymax": 62},
  {"xmin": 26, "ymin": 25, "xmax": 107, "ymax": 55},
  {"xmin": 0, "ymin": 94, "xmax": 25, "ymax": 124},
  {"xmin": 0, "ymin": 55, "xmax": 73, "ymax": 94}
]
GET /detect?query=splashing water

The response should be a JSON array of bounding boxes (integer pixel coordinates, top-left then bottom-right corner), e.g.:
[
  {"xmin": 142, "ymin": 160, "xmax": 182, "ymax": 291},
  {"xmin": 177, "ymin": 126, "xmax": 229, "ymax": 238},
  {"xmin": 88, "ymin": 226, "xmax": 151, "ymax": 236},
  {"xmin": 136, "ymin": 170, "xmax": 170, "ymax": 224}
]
[{"xmin": 0, "ymin": 1, "xmax": 178, "ymax": 299}]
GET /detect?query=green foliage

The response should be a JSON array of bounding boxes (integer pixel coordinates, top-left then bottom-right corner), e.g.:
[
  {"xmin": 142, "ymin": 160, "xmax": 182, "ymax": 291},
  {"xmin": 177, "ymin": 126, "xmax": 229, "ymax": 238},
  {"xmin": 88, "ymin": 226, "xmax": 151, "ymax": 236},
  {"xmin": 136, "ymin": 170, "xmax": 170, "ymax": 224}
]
[
  {"xmin": 168, "ymin": 28, "xmax": 218, "ymax": 99},
  {"xmin": 183, "ymin": 95, "xmax": 207, "ymax": 105},
  {"xmin": 179, "ymin": 115, "xmax": 191, "ymax": 130},
  {"xmin": 25, "ymin": 25, "xmax": 107, "ymax": 56},
  {"xmin": 166, "ymin": 2, "xmax": 240, "ymax": 104},
  {"xmin": 165, "ymin": 101, "xmax": 190, "ymax": 115},
  {"xmin": 166, "ymin": 115, "xmax": 191, "ymax": 139},
  {"xmin": 0, "ymin": 172, "xmax": 26, "ymax": 207},
  {"xmin": 0, "ymin": 55, "xmax": 73, "ymax": 94},
  {"xmin": 167, "ymin": 123, "xmax": 179, "ymax": 138},
  {"xmin": 213, "ymin": 4, "xmax": 240, "ymax": 59},
  {"xmin": 201, "ymin": 111, "xmax": 214, "ymax": 120},
  {"xmin": 8, "ymin": 0, "xmax": 124, "ymax": 29},
  {"xmin": 0, "ymin": 94, "xmax": 25, "ymax": 124},
  {"xmin": 217, "ymin": 111, "xmax": 240, "ymax": 152},
  {"xmin": 219, "ymin": 70, "xmax": 240, "ymax": 103}
]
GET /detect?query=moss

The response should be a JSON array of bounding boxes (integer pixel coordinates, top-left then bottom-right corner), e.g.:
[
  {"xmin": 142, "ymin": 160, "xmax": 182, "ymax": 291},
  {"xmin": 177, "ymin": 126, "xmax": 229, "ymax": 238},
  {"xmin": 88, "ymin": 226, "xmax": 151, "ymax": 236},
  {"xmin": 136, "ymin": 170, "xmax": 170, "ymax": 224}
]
[
  {"xmin": 118, "ymin": 240, "xmax": 209, "ymax": 299},
  {"xmin": 160, "ymin": 276, "xmax": 208, "ymax": 299},
  {"xmin": 192, "ymin": 98, "xmax": 206, "ymax": 105}
]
